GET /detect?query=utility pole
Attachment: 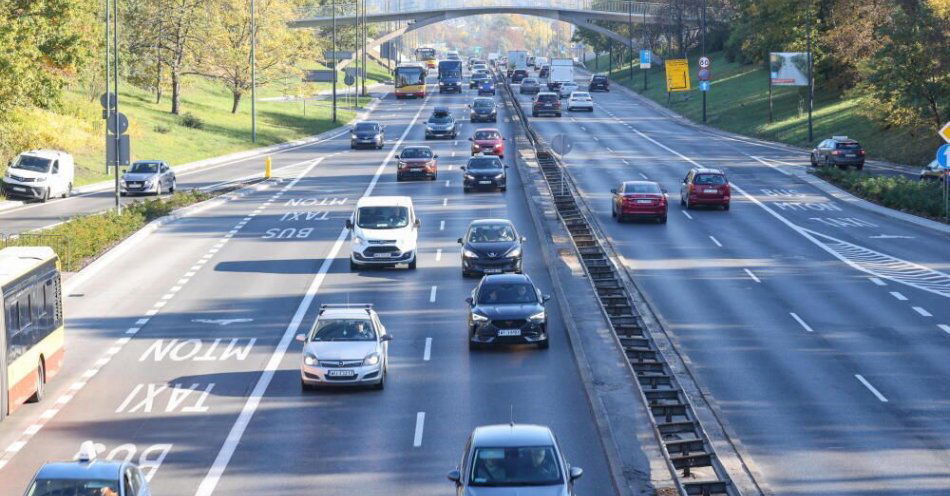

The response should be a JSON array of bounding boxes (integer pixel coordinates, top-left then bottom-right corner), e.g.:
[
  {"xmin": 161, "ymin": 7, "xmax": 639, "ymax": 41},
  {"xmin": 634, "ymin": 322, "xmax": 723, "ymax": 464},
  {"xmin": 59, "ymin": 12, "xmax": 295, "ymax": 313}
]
[
  {"xmin": 251, "ymin": 0, "xmax": 257, "ymax": 142},
  {"xmin": 628, "ymin": 2, "xmax": 633, "ymax": 81},
  {"xmin": 642, "ymin": 6, "xmax": 647, "ymax": 91},
  {"xmin": 806, "ymin": 0, "xmax": 814, "ymax": 143},
  {"xmin": 332, "ymin": 0, "xmax": 337, "ymax": 123},
  {"xmin": 361, "ymin": 0, "xmax": 368, "ymax": 97},
  {"xmin": 111, "ymin": 0, "xmax": 120, "ymax": 211},
  {"xmin": 702, "ymin": 0, "xmax": 707, "ymax": 123}
]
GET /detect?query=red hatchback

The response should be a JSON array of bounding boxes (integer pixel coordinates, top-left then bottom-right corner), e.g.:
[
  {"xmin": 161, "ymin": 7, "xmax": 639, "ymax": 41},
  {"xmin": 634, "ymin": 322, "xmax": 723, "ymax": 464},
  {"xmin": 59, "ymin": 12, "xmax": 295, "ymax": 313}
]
[
  {"xmin": 469, "ymin": 128, "xmax": 505, "ymax": 159},
  {"xmin": 611, "ymin": 181, "xmax": 668, "ymax": 223},
  {"xmin": 680, "ymin": 168, "xmax": 730, "ymax": 210},
  {"xmin": 396, "ymin": 146, "xmax": 438, "ymax": 181}
]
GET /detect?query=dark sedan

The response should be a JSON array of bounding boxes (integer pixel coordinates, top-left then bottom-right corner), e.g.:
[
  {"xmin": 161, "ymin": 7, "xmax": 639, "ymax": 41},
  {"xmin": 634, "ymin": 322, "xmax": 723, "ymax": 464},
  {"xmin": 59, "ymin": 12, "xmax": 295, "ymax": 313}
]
[
  {"xmin": 459, "ymin": 219, "xmax": 525, "ymax": 277},
  {"xmin": 466, "ymin": 274, "xmax": 550, "ymax": 350},
  {"xmin": 468, "ymin": 98, "xmax": 497, "ymax": 123},
  {"xmin": 350, "ymin": 121, "xmax": 385, "ymax": 149},
  {"xmin": 470, "ymin": 71, "xmax": 491, "ymax": 89},
  {"xmin": 462, "ymin": 156, "xmax": 508, "ymax": 192}
]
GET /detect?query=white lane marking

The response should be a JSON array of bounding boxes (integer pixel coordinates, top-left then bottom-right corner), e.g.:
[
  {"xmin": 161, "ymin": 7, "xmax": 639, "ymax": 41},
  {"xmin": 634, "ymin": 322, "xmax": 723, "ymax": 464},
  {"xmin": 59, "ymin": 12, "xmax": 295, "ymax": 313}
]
[
  {"xmin": 606, "ymin": 146, "xmax": 613, "ymax": 152},
  {"xmin": 154, "ymin": 301, "xmax": 167, "ymax": 308},
  {"xmin": 429, "ymin": 286, "xmax": 438, "ymax": 303},
  {"xmin": 681, "ymin": 211, "xmax": 693, "ymax": 220},
  {"xmin": 413, "ymin": 412, "xmax": 426, "ymax": 447},
  {"xmin": 435, "ymin": 249, "xmax": 442, "ymax": 261},
  {"xmin": 423, "ymin": 338, "xmax": 432, "ymax": 361},
  {"xmin": 750, "ymin": 155, "xmax": 792, "ymax": 176},
  {"xmin": 912, "ymin": 306, "xmax": 932, "ymax": 317},
  {"xmin": 194, "ymin": 95, "xmax": 430, "ymax": 496},
  {"xmin": 869, "ymin": 277, "xmax": 886, "ymax": 286},
  {"xmin": 855, "ymin": 374, "xmax": 888, "ymax": 402},
  {"xmin": 622, "ymin": 159, "xmax": 630, "ymax": 165},
  {"xmin": 23, "ymin": 424, "xmax": 42, "ymax": 436},
  {"xmin": 448, "ymin": 165, "xmax": 453, "ymax": 171},
  {"xmin": 709, "ymin": 236, "xmax": 723, "ymax": 248},
  {"xmin": 938, "ymin": 324, "xmax": 950, "ymax": 335},
  {"xmin": 451, "ymin": 151, "xmax": 456, "ymax": 157},
  {"xmin": 580, "ymin": 126, "xmax": 587, "ymax": 131},
  {"xmin": 5, "ymin": 441, "xmax": 25, "ymax": 453},
  {"xmin": 145, "ymin": 309, "xmax": 158, "ymax": 316},
  {"xmin": 442, "ymin": 198, "xmax": 448, "ymax": 207},
  {"xmin": 445, "ymin": 180, "xmax": 451, "ymax": 187},
  {"xmin": 743, "ymin": 268, "xmax": 761, "ymax": 283},
  {"xmin": 638, "ymin": 173, "xmax": 648, "ymax": 179},
  {"xmin": 39, "ymin": 409, "xmax": 57, "ymax": 420},
  {"xmin": 136, "ymin": 318, "xmax": 149, "ymax": 325},
  {"xmin": 592, "ymin": 136, "xmax": 599, "ymax": 141},
  {"xmin": 439, "ymin": 220, "xmax": 445, "ymax": 231},
  {"xmin": 790, "ymin": 312, "xmax": 815, "ymax": 333},
  {"xmin": 890, "ymin": 292, "xmax": 907, "ymax": 301},
  {"xmin": 126, "ymin": 327, "xmax": 140, "ymax": 335}
]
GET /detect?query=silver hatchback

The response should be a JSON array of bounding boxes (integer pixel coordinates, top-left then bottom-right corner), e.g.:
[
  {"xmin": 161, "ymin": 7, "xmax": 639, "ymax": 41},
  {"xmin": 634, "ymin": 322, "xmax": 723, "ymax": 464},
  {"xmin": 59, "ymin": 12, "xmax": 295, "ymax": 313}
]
[
  {"xmin": 296, "ymin": 304, "xmax": 392, "ymax": 390},
  {"xmin": 121, "ymin": 160, "xmax": 176, "ymax": 196}
]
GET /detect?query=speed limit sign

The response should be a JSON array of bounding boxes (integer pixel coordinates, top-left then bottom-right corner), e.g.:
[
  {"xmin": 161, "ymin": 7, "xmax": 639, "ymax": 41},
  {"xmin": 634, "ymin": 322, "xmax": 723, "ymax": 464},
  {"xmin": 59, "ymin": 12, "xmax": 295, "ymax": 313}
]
[{"xmin": 699, "ymin": 56, "xmax": 711, "ymax": 68}]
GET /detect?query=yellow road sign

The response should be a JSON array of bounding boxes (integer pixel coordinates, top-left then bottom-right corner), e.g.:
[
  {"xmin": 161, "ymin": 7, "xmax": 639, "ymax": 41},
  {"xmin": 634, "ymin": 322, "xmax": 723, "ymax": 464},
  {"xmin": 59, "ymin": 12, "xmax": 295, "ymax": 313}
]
[
  {"xmin": 939, "ymin": 122, "xmax": 950, "ymax": 143},
  {"xmin": 665, "ymin": 59, "xmax": 691, "ymax": 92}
]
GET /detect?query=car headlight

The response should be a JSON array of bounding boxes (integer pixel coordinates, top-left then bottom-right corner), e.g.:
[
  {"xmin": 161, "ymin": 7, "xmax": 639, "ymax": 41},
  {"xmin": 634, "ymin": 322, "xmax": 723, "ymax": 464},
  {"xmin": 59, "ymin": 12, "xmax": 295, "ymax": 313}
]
[
  {"xmin": 304, "ymin": 353, "xmax": 318, "ymax": 366},
  {"xmin": 363, "ymin": 352, "xmax": 380, "ymax": 366},
  {"xmin": 463, "ymin": 248, "xmax": 479, "ymax": 258},
  {"xmin": 144, "ymin": 179, "xmax": 155, "ymax": 186},
  {"xmin": 351, "ymin": 133, "xmax": 357, "ymax": 139},
  {"xmin": 529, "ymin": 311, "xmax": 545, "ymax": 322},
  {"xmin": 494, "ymin": 173, "xmax": 505, "ymax": 179},
  {"xmin": 471, "ymin": 312, "xmax": 489, "ymax": 322},
  {"xmin": 353, "ymin": 235, "xmax": 365, "ymax": 245},
  {"xmin": 464, "ymin": 173, "xmax": 476, "ymax": 180},
  {"xmin": 506, "ymin": 246, "xmax": 521, "ymax": 258}
]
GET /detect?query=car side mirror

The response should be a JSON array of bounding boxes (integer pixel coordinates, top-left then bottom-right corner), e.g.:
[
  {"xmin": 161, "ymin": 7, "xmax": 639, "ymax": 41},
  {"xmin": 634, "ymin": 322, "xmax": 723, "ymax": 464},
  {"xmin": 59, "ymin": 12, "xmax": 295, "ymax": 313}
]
[
  {"xmin": 569, "ymin": 466, "xmax": 584, "ymax": 480},
  {"xmin": 460, "ymin": 166, "xmax": 466, "ymax": 171},
  {"xmin": 465, "ymin": 297, "xmax": 474, "ymax": 305},
  {"xmin": 345, "ymin": 219, "xmax": 354, "ymax": 229},
  {"xmin": 457, "ymin": 237, "xmax": 464, "ymax": 244},
  {"xmin": 381, "ymin": 334, "xmax": 393, "ymax": 342},
  {"xmin": 447, "ymin": 469, "xmax": 461, "ymax": 484},
  {"xmin": 542, "ymin": 294, "xmax": 551, "ymax": 303},
  {"xmin": 610, "ymin": 188, "xmax": 617, "ymax": 194},
  {"xmin": 294, "ymin": 334, "xmax": 306, "ymax": 343},
  {"xmin": 433, "ymin": 154, "xmax": 439, "ymax": 158},
  {"xmin": 467, "ymin": 137, "xmax": 473, "ymax": 141},
  {"xmin": 414, "ymin": 219, "xmax": 421, "ymax": 227},
  {"xmin": 504, "ymin": 165, "xmax": 510, "ymax": 169},
  {"xmin": 502, "ymin": 137, "xmax": 506, "ymax": 140}
]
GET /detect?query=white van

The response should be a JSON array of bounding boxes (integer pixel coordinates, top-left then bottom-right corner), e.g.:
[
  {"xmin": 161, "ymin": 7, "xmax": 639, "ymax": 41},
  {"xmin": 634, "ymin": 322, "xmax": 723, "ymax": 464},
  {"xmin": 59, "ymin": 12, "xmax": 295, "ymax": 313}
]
[
  {"xmin": 2, "ymin": 150, "xmax": 75, "ymax": 202},
  {"xmin": 346, "ymin": 196, "xmax": 419, "ymax": 270}
]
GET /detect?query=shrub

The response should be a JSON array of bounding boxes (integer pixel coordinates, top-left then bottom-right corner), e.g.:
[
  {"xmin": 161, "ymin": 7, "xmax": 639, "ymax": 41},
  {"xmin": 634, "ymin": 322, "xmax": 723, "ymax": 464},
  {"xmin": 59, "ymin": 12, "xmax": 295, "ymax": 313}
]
[
  {"xmin": 180, "ymin": 113, "xmax": 204, "ymax": 129},
  {"xmin": 153, "ymin": 124, "xmax": 171, "ymax": 134},
  {"xmin": 812, "ymin": 167, "xmax": 946, "ymax": 220}
]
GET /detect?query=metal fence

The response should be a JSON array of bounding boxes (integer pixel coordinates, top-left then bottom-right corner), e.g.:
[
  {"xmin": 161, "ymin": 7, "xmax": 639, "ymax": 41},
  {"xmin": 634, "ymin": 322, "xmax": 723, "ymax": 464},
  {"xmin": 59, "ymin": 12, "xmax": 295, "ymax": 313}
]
[
  {"xmin": 301, "ymin": 0, "xmax": 670, "ymax": 19},
  {"xmin": 1, "ymin": 233, "xmax": 72, "ymax": 271}
]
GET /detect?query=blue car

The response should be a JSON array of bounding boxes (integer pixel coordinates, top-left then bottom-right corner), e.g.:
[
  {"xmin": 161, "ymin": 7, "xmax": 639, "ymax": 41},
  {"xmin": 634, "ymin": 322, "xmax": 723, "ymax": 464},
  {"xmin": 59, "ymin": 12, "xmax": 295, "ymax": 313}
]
[
  {"xmin": 478, "ymin": 80, "xmax": 495, "ymax": 96},
  {"xmin": 23, "ymin": 442, "xmax": 151, "ymax": 496}
]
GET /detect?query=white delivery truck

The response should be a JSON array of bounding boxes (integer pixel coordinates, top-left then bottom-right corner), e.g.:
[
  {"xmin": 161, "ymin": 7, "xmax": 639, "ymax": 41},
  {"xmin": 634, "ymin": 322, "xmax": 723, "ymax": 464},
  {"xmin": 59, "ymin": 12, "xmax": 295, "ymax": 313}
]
[
  {"xmin": 2, "ymin": 150, "xmax": 75, "ymax": 202},
  {"xmin": 548, "ymin": 58, "xmax": 574, "ymax": 91},
  {"xmin": 507, "ymin": 50, "xmax": 528, "ymax": 72}
]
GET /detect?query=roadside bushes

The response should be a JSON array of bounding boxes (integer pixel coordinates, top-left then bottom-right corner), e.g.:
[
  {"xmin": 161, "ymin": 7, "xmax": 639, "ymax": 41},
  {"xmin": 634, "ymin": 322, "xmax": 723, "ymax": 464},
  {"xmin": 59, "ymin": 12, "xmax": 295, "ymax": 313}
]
[{"xmin": 812, "ymin": 167, "xmax": 946, "ymax": 220}]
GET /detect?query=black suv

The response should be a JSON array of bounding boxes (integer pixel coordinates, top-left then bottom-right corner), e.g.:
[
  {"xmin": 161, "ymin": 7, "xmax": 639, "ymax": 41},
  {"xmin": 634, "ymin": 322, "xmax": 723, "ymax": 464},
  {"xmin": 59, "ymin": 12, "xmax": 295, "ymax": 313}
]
[
  {"xmin": 469, "ymin": 98, "xmax": 497, "ymax": 123},
  {"xmin": 811, "ymin": 137, "xmax": 865, "ymax": 170},
  {"xmin": 458, "ymin": 219, "xmax": 525, "ymax": 277},
  {"xmin": 532, "ymin": 92, "xmax": 561, "ymax": 117},
  {"xmin": 425, "ymin": 107, "xmax": 459, "ymax": 140},
  {"xmin": 350, "ymin": 121, "xmax": 384, "ymax": 149},
  {"xmin": 510, "ymin": 69, "xmax": 528, "ymax": 84},
  {"xmin": 462, "ymin": 156, "xmax": 508, "ymax": 192},
  {"xmin": 470, "ymin": 71, "xmax": 490, "ymax": 89},
  {"xmin": 588, "ymin": 74, "xmax": 610, "ymax": 91},
  {"xmin": 466, "ymin": 274, "xmax": 550, "ymax": 350}
]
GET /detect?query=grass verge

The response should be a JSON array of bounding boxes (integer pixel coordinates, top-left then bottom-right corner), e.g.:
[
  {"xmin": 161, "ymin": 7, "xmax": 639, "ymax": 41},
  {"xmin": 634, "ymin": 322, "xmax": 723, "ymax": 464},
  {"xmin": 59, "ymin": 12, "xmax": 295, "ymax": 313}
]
[
  {"xmin": 584, "ymin": 51, "xmax": 940, "ymax": 167},
  {"xmin": 811, "ymin": 166, "xmax": 948, "ymax": 222},
  {"xmin": 2, "ymin": 189, "xmax": 216, "ymax": 271}
]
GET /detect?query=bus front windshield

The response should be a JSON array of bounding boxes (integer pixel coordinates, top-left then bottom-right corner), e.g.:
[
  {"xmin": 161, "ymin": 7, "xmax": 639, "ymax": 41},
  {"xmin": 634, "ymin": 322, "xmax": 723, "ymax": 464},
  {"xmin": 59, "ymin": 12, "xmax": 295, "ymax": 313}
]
[
  {"xmin": 396, "ymin": 67, "xmax": 425, "ymax": 87},
  {"xmin": 416, "ymin": 48, "xmax": 436, "ymax": 60}
]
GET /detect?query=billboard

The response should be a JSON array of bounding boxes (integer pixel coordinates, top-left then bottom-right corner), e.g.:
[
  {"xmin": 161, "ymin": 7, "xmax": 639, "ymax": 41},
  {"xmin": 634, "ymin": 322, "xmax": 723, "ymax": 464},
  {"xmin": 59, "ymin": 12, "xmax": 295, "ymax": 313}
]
[{"xmin": 769, "ymin": 52, "xmax": 809, "ymax": 86}]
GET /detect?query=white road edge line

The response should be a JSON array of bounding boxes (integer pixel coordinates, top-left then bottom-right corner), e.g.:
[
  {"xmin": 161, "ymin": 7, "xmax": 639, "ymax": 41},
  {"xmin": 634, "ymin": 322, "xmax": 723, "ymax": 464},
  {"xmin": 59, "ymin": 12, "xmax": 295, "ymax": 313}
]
[
  {"xmin": 413, "ymin": 412, "xmax": 426, "ymax": 447},
  {"xmin": 682, "ymin": 211, "xmax": 693, "ymax": 220},
  {"xmin": 743, "ymin": 268, "xmax": 761, "ymax": 283},
  {"xmin": 855, "ymin": 374, "xmax": 888, "ymax": 402},
  {"xmin": 709, "ymin": 236, "xmax": 723, "ymax": 248},
  {"xmin": 194, "ymin": 95, "xmax": 429, "ymax": 496},
  {"xmin": 938, "ymin": 324, "xmax": 950, "ymax": 335},
  {"xmin": 789, "ymin": 312, "xmax": 815, "ymax": 333},
  {"xmin": 423, "ymin": 338, "xmax": 432, "ymax": 361}
]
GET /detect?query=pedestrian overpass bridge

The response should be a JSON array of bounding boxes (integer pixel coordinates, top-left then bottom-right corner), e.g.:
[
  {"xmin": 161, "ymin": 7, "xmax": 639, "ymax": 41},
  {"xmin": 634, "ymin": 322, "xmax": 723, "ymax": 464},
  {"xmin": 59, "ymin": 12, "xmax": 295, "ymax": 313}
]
[{"xmin": 290, "ymin": 1, "xmax": 686, "ymax": 54}]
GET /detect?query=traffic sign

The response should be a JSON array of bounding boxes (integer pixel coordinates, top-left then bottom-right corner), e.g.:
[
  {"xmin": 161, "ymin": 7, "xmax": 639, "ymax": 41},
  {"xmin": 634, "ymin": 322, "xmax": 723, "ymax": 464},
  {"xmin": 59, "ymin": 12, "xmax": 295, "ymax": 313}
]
[
  {"xmin": 937, "ymin": 144, "xmax": 950, "ymax": 169},
  {"xmin": 939, "ymin": 122, "xmax": 950, "ymax": 143},
  {"xmin": 344, "ymin": 74, "xmax": 355, "ymax": 86},
  {"xmin": 107, "ymin": 112, "xmax": 129, "ymax": 135},
  {"xmin": 640, "ymin": 50, "xmax": 651, "ymax": 69},
  {"xmin": 106, "ymin": 134, "xmax": 130, "ymax": 168},
  {"xmin": 698, "ymin": 68, "xmax": 711, "ymax": 81},
  {"xmin": 665, "ymin": 59, "xmax": 690, "ymax": 92},
  {"xmin": 699, "ymin": 56, "xmax": 710, "ymax": 68},
  {"xmin": 700, "ymin": 81, "xmax": 710, "ymax": 92},
  {"xmin": 324, "ymin": 50, "xmax": 354, "ymax": 60},
  {"xmin": 344, "ymin": 67, "xmax": 363, "ymax": 77},
  {"xmin": 99, "ymin": 92, "xmax": 117, "ymax": 110},
  {"xmin": 303, "ymin": 70, "xmax": 335, "ymax": 82},
  {"xmin": 551, "ymin": 134, "xmax": 573, "ymax": 156}
]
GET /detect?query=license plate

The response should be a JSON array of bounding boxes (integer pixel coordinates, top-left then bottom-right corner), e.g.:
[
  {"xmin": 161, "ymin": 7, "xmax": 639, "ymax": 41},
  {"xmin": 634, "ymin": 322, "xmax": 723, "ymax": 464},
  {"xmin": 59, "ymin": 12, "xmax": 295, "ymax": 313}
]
[
  {"xmin": 478, "ymin": 180, "xmax": 492, "ymax": 184},
  {"xmin": 13, "ymin": 186, "xmax": 26, "ymax": 192},
  {"xmin": 497, "ymin": 329, "xmax": 521, "ymax": 337},
  {"xmin": 484, "ymin": 268, "xmax": 503, "ymax": 274},
  {"xmin": 636, "ymin": 199, "xmax": 653, "ymax": 204},
  {"xmin": 372, "ymin": 253, "xmax": 391, "ymax": 258},
  {"xmin": 327, "ymin": 370, "xmax": 356, "ymax": 377},
  {"xmin": 704, "ymin": 189, "xmax": 718, "ymax": 194},
  {"xmin": 544, "ymin": 104, "xmax": 553, "ymax": 108},
  {"xmin": 846, "ymin": 154, "xmax": 856, "ymax": 158}
]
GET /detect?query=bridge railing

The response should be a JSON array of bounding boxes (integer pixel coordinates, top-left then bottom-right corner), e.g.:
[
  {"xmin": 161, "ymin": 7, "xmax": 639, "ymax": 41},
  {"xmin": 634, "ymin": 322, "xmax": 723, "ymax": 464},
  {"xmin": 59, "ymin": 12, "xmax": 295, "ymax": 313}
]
[{"xmin": 300, "ymin": 0, "xmax": 670, "ymax": 19}]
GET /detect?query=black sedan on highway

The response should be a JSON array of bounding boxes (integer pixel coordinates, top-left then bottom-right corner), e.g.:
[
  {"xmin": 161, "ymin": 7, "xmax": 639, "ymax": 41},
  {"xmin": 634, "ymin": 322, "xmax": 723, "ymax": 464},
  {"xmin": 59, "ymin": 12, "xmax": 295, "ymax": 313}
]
[
  {"xmin": 462, "ymin": 155, "xmax": 508, "ymax": 192},
  {"xmin": 469, "ymin": 98, "xmax": 497, "ymax": 123},
  {"xmin": 466, "ymin": 274, "xmax": 550, "ymax": 350},
  {"xmin": 459, "ymin": 219, "xmax": 525, "ymax": 277},
  {"xmin": 350, "ymin": 120, "xmax": 385, "ymax": 149}
]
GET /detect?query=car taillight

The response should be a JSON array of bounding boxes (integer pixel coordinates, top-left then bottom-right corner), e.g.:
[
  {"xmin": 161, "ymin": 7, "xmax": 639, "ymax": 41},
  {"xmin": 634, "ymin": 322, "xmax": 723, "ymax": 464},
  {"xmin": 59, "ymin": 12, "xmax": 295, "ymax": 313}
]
[
  {"xmin": 723, "ymin": 184, "xmax": 731, "ymax": 195},
  {"xmin": 858, "ymin": 150, "xmax": 865, "ymax": 156},
  {"xmin": 832, "ymin": 150, "xmax": 842, "ymax": 156}
]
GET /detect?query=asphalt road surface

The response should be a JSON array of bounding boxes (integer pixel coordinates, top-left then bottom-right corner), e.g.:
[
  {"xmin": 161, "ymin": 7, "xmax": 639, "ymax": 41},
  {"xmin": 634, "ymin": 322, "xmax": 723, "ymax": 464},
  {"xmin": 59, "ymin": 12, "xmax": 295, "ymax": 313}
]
[
  {"xmin": 0, "ymin": 77, "xmax": 616, "ymax": 495},
  {"xmin": 514, "ymin": 75, "xmax": 950, "ymax": 495}
]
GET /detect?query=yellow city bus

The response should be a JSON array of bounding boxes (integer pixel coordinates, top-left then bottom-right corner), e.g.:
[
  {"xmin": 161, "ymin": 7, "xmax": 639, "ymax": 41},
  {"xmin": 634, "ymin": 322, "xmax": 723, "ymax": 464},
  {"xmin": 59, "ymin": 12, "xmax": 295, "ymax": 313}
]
[
  {"xmin": 394, "ymin": 63, "xmax": 427, "ymax": 99},
  {"xmin": 415, "ymin": 47, "xmax": 437, "ymax": 69},
  {"xmin": 0, "ymin": 246, "xmax": 64, "ymax": 420}
]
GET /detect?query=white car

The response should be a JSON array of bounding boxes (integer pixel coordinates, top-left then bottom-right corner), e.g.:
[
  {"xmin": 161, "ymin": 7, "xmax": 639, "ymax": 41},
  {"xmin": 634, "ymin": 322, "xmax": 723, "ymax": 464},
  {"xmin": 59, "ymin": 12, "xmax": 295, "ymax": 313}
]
[
  {"xmin": 347, "ymin": 196, "xmax": 419, "ymax": 270},
  {"xmin": 558, "ymin": 82, "xmax": 579, "ymax": 99},
  {"xmin": 1, "ymin": 149, "xmax": 74, "ymax": 202},
  {"xmin": 297, "ymin": 304, "xmax": 392, "ymax": 390},
  {"xmin": 567, "ymin": 91, "xmax": 594, "ymax": 112}
]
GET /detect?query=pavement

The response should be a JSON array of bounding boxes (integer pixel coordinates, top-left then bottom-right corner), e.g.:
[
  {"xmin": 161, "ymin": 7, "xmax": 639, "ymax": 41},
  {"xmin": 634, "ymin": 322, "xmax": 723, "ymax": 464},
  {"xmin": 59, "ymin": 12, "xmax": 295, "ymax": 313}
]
[
  {"xmin": 0, "ymin": 76, "xmax": 619, "ymax": 495},
  {"xmin": 509, "ymin": 72, "xmax": 950, "ymax": 495}
]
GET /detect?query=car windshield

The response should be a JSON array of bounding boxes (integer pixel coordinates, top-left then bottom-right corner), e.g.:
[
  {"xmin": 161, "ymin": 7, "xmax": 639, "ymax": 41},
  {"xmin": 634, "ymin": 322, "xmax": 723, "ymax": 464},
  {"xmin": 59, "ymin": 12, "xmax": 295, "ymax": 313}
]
[
  {"xmin": 27, "ymin": 479, "xmax": 120, "ymax": 496},
  {"xmin": 401, "ymin": 148, "xmax": 432, "ymax": 159},
  {"xmin": 478, "ymin": 283, "xmax": 537, "ymax": 304},
  {"xmin": 523, "ymin": 79, "xmax": 537, "ymax": 85},
  {"xmin": 469, "ymin": 224, "xmax": 516, "ymax": 243},
  {"xmin": 10, "ymin": 155, "xmax": 52, "ymax": 173},
  {"xmin": 355, "ymin": 123, "xmax": 378, "ymax": 132},
  {"xmin": 468, "ymin": 158, "xmax": 503, "ymax": 170},
  {"xmin": 572, "ymin": 92, "xmax": 590, "ymax": 99},
  {"xmin": 694, "ymin": 174, "xmax": 726, "ymax": 185},
  {"xmin": 312, "ymin": 319, "xmax": 376, "ymax": 341},
  {"xmin": 129, "ymin": 162, "xmax": 159, "ymax": 173},
  {"xmin": 624, "ymin": 183, "xmax": 661, "ymax": 194},
  {"xmin": 469, "ymin": 446, "xmax": 562, "ymax": 486},
  {"xmin": 474, "ymin": 131, "xmax": 500, "ymax": 140},
  {"xmin": 429, "ymin": 115, "xmax": 453, "ymax": 124},
  {"xmin": 473, "ymin": 100, "xmax": 493, "ymax": 109},
  {"xmin": 537, "ymin": 95, "xmax": 557, "ymax": 102},
  {"xmin": 356, "ymin": 206, "xmax": 410, "ymax": 229},
  {"xmin": 836, "ymin": 142, "xmax": 861, "ymax": 149}
]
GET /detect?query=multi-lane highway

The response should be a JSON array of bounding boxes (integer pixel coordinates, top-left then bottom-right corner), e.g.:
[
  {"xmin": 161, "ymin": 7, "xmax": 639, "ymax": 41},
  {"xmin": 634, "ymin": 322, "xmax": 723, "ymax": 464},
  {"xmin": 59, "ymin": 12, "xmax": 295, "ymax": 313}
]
[
  {"xmin": 0, "ymin": 77, "xmax": 616, "ymax": 494},
  {"xmin": 513, "ymin": 74, "xmax": 950, "ymax": 495}
]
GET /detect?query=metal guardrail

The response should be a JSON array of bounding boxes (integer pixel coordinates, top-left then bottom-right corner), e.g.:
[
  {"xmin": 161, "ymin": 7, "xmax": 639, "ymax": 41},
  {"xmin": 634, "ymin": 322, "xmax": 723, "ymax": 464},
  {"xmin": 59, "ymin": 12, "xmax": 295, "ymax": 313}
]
[
  {"xmin": 499, "ymin": 74, "xmax": 738, "ymax": 496},
  {"xmin": 301, "ymin": 0, "xmax": 669, "ymax": 19}
]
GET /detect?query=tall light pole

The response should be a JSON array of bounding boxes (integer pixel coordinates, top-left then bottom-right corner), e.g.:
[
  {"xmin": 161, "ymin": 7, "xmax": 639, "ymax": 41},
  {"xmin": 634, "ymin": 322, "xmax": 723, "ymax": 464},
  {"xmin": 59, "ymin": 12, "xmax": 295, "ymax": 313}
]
[
  {"xmin": 331, "ymin": 0, "xmax": 337, "ymax": 123},
  {"xmin": 251, "ymin": 0, "xmax": 257, "ymax": 143},
  {"xmin": 361, "ymin": 0, "xmax": 368, "ymax": 97},
  {"xmin": 701, "ymin": 0, "xmax": 707, "ymax": 123},
  {"xmin": 628, "ymin": 1, "xmax": 633, "ymax": 81},
  {"xmin": 806, "ymin": 0, "xmax": 814, "ymax": 143}
]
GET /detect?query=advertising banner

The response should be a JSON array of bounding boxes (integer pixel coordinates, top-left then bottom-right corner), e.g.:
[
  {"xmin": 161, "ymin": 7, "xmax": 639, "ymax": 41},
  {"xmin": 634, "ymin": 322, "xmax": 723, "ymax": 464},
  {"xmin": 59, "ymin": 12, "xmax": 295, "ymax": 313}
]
[
  {"xmin": 769, "ymin": 52, "xmax": 809, "ymax": 86},
  {"xmin": 665, "ymin": 59, "xmax": 690, "ymax": 92}
]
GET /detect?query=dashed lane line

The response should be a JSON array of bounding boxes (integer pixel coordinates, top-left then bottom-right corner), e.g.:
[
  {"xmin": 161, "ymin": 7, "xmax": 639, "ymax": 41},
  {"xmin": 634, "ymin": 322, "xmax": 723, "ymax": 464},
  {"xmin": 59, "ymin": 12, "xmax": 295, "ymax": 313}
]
[
  {"xmin": 789, "ymin": 312, "xmax": 815, "ymax": 333},
  {"xmin": 855, "ymin": 374, "xmax": 888, "ymax": 403}
]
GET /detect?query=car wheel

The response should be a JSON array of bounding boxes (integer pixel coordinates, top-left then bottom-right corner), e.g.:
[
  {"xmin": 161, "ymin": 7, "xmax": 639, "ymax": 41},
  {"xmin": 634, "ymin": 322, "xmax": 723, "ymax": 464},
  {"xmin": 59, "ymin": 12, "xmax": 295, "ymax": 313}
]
[
  {"xmin": 120, "ymin": 191, "xmax": 127, "ymax": 197},
  {"xmin": 27, "ymin": 361, "xmax": 45, "ymax": 403},
  {"xmin": 611, "ymin": 205, "xmax": 616, "ymax": 218},
  {"xmin": 537, "ymin": 337, "xmax": 549, "ymax": 350},
  {"xmin": 556, "ymin": 113, "xmax": 562, "ymax": 117},
  {"xmin": 63, "ymin": 183, "xmax": 72, "ymax": 198},
  {"xmin": 408, "ymin": 257, "xmax": 417, "ymax": 270},
  {"xmin": 349, "ymin": 259, "xmax": 358, "ymax": 271},
  {"xmin": 169, "ymin": 180, "xmax": 175, "ymax": 194},
  {"xmin": 431, "ymin": 174, "xmax": 437, "ymax": 181},
  {"xmin": 810, "ymin": 154, "xmax": 817, "ymax": 167},
  {"xmin": 856, "ymin": 165, "xmax": 864, "ymax": 171},
  {"xmin": 374, "ymin": 370, "xmax": 386, "ymax": 390},
  {"xmin": 301, "ymin": 380, "xmax": 316, "ymax": 392},
  {"xmin": 40, "ymin": 188, "xmax": 49, "ymax": 203},
  {"xmin": 684, "ymin": 197, "xmax": 691, "ymax": 210},
  {"xmin": 659, "ymin": 215, "xmax": 668, "ymax": 224},
  {"xmin": 500, "ymin": 186, "xmax": 507, "ymax": 192},
  {"xmin": 396, "ymin": 174, "xmax": 403, "ymax": 182},
  {"xmin": 723, "ymin": 202, "xmax": 730, "ymax": 211},
  {"xmin": 532, "ymin": 111, "xmax": 538, "ymax": 117},
  {"xmin": 468, "ymin": 339, "xmax": 482, "ymax": 351},
  {"xmin": 463, "ymin": 187, "xmax": 471, "ymax": 193}
]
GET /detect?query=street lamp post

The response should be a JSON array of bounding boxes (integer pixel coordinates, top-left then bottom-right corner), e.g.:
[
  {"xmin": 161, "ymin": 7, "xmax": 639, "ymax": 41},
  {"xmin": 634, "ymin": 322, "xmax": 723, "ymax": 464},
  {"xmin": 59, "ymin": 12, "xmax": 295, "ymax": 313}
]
[
  {"xmin": 806, "ymin": 1, "xmax": 814, "ymax": 143},
  {"xmin": 702, "ymin": 0, "xmax": 707, "ymax": 123},
  {"xmin": 332, "ymin": 0, "xmax": 337, "ymax": 123},
  {"xmin": 628, "ymin": 1, "xmax": 633, "ymax": 81},
  {"xmin": 251, "ymin": 0, "xmax": 257, "ymax": 142}
]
